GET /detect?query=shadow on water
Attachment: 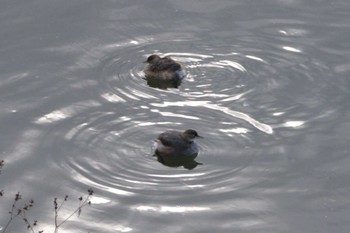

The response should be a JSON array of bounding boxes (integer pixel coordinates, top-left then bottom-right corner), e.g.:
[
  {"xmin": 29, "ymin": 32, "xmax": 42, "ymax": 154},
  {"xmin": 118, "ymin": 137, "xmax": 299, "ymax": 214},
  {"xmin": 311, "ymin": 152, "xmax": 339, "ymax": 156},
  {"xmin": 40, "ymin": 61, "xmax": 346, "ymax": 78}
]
[
  {"xmin": 154, "ymin": 149, "xmax": 202, "ymax": 170},
  {"xmin": 144, "ymin": 75, "xmax": 182, "ymax": 89}
]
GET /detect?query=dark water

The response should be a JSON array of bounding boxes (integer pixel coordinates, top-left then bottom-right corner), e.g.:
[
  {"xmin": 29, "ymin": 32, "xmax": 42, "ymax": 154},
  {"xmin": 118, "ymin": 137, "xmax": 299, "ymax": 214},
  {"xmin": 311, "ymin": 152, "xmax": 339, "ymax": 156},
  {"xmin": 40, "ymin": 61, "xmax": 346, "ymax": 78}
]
[{"xmin": 1, "ymin": 1, "xmax": 350, "ymax": 232}]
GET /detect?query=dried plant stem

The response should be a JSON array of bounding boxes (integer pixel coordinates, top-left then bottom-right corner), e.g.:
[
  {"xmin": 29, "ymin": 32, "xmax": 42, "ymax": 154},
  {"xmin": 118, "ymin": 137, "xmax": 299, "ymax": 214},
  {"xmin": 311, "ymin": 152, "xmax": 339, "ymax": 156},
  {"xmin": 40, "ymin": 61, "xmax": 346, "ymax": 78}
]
[
  {"xmin": 1, "ymin": 161, "xmax": 92, "ymax": 233},
  {"xmin": 54, "ymin": 190, "xmax": 93, "ymax": 233},
  {"xmin": 2, "ymin": 193, "xmax": 38, "ymax": 233},
  {"xmin": 2, "ymin": 192, "xmax": 21, "ymax": 232}
]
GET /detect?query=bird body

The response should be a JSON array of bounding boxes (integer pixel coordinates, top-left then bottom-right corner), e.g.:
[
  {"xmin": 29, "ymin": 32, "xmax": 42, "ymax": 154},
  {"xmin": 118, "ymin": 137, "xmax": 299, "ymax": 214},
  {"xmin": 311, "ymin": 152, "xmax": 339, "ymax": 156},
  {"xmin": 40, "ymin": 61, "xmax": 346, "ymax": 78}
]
[
  {"xmin": 155, "ymin": 129, "xmax": 201, "ymax": 157},
  {"xmin": 143, "ymin": 54, "xmax": 186, "ymax": 83}
]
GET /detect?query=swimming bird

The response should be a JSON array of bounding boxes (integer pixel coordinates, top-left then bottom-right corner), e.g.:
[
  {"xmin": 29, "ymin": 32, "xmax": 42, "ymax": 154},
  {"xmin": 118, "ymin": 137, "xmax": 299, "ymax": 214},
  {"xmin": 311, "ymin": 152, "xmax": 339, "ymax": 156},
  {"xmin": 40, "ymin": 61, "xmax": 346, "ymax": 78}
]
[
  {"xmin": 154, "ymin": 129, "xmax": 202, "ymax": 156},
  {"xmin": 143, "ymin": 54, "xmax": 186, "ymax": 88}
]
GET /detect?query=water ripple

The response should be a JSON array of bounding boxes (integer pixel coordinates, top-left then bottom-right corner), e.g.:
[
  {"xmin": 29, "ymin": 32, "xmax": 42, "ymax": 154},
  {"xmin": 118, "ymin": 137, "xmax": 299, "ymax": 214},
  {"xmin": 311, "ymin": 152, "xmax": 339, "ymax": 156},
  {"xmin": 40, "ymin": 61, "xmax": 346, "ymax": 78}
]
[{"xmin": 40, "ymin": 28, "xmax": 344, "ymax": 213}]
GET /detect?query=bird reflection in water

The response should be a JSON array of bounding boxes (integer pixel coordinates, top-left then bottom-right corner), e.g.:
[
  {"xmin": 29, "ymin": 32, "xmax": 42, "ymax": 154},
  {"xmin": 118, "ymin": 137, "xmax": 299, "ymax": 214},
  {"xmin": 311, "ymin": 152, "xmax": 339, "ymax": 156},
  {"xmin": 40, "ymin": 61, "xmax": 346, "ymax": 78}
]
[
  {"xmin": 145, "ymin": 77, "xmax": 182, "ymax": 89},
  {"xmin": 153, "ymin": 129, "xmax": 203, "ymax": 170},
  {"xmin": 154, "ymin": 150, "xmax": 202, "ymax": 170}
]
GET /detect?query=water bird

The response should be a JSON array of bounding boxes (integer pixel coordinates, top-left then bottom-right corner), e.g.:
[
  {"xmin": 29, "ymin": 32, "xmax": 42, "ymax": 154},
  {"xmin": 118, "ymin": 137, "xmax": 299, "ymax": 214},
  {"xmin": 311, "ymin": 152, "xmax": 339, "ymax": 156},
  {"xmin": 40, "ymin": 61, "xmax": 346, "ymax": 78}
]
[
  {"xmin": 143, "ymin": 54, "xmax": 186, "ymax": 88},
  {"xmin": 155, "ymin": 129, "xmax": 202, "ymax": 154},
  {"xmin": 154, "ymin": 129, "xmax": 203, "ymax": 169}
]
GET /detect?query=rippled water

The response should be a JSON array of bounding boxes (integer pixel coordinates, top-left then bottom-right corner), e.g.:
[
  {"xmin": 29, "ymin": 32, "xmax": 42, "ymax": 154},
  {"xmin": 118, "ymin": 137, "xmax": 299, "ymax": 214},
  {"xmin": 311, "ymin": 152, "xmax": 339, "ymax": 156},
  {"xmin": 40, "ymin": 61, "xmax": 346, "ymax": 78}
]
[{"xmin": 1, "ymin": 1, "xmax": 350, "ymax": 233}]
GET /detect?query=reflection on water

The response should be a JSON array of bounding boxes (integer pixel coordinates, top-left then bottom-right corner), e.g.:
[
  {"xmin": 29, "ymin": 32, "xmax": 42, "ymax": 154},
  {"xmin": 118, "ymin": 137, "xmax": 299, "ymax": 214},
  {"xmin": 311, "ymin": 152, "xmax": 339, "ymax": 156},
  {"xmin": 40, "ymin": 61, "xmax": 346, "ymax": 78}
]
[
  {"xmin": 154, "ymin": 150, "xmax": 202, "ymax": 170},
  {"xmin": 1, "ymin": 0, "xmax": 350, "ymax": 232},
  {"xmin": 144, "ymin": 76, "xmax": 182, "ymax": 89}
]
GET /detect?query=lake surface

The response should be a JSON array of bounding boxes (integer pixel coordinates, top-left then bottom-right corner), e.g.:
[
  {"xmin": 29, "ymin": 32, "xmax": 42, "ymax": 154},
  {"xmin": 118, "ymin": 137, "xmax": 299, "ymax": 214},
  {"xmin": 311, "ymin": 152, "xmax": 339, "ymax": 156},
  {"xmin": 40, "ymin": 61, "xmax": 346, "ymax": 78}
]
[{"xmin": 1, "ymin": 0, "xmax": 350, "ymax": 232}]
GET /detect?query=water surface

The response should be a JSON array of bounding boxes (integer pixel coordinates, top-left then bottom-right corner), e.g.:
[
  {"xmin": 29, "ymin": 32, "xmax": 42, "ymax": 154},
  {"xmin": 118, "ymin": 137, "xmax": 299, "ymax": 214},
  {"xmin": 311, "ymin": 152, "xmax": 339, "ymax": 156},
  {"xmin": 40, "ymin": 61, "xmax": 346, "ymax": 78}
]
[{"xmin": 1, "ymin": 1, "xmax": 350, "ymax": 232}]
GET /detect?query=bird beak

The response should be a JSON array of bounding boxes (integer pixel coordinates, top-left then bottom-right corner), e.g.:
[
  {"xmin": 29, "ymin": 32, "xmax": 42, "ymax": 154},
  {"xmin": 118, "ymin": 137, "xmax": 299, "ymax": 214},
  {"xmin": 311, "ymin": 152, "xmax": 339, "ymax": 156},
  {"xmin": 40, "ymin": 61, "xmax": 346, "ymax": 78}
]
[
  {"xmin": 196, "ymin": 135, "xmax": 204, "ymax": 139},
  {"xmin": 143, "ymin": 60, "xmax": 148, "ymax": 63}
]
